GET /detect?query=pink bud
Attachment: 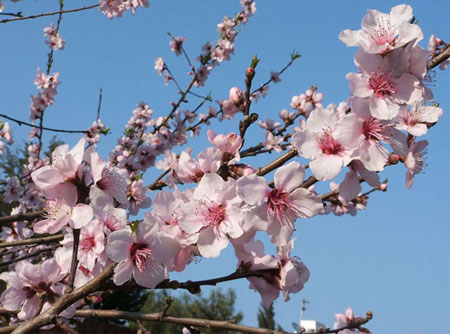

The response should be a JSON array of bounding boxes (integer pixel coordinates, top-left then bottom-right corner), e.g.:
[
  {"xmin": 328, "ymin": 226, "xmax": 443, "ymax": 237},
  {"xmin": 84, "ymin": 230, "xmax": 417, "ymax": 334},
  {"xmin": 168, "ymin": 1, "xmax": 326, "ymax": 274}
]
[
  {"xmin": 246, "ymin": 67, "xmax": 255, "ymax": 79},
  {"xmin": 379, "ymin": 183, "xmax": 388, "ymax": 191}
]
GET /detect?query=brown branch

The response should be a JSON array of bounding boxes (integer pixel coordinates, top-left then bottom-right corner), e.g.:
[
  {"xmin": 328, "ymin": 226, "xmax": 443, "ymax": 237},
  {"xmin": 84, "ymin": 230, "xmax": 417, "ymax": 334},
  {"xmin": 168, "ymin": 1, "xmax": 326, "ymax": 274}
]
[
  {"xmin": 66, "ymin": 229, "xmax": 81, "ymax": 293},
  {"xmin": 427, "ymin": 43, "xmax": 450, "ymax": 70},
  {"xmin": 10, "ymin": 263, "xmax": 115, "ymax": 334},
  {"xmin": 255, "ymin": 149, "xmax": 298, "ymax": 177},
  {"xmin": 0, "ymin": 234, "xmax": 63, "ymax": 249},
  {"xmin": 73, "ymin": 309, "xmax": 288, "ymax": 334},
  {"xmin": 153, "ymin": 75, "xmax": 198, "ymax": 134},
  {"xmin": 0, "ymin": 4, "xmax": 99, "ymax": 24},
  {"xmin": 0, "ymin": 113, "xmax": 89, "ymax": 133},
  {"xmin": 0, "ymin": 246, "xmax": 56, "ymax": 267},
  {"xmin": 0, "ymin": 210, "xmax": 44, "ymax": 226}
]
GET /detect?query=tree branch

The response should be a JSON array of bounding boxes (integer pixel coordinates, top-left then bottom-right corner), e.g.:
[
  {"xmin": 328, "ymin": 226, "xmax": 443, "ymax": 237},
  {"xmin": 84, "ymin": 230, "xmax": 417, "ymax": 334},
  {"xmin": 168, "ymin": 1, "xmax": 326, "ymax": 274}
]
[
  {"xmin": 0, "ymin": 210, "xmax": 44, "ymax": 226},
  {"xmin": 73, "ymin": 309, "xmax": 288, "ymax": 334},
  {"xmin": 0, "ymin": 4, "xmax": 99, "ymax": 24},
  {"xmin": 427, "ymin": 43, "xmax": 450, "ymax": 70},
  {"xmin": 0, "ymin": 234, "xmax": 63, "ymax": 249},
  {"xmin": 0, "ymin": 113, "xmax": 88, "ymax": 133}
]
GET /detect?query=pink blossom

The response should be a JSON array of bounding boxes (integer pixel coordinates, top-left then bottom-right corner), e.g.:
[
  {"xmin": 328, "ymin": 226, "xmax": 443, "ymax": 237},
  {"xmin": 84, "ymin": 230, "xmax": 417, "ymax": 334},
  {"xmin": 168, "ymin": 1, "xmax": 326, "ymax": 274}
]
[
  {"xmin": 0, "ymin": 259, "xmax": 69, "ymax": 320},
  {"xmin": 44, "ymin": 24, "xmax": 65, "ymax": 51},
  {"xmin": 154, "ymin": 57, "xmax": 165, "ymax": 75},
  {"xmin": 99, "ymin": 0, "xmax": 126, "ymax": 19},
  {"xmin": 339, "ymin": 4, "xmax": 423, "ymax": 54},
  {"xmin": 4, "ymin": 176, "xmax": 23, "ymax": 202},
  {"xmin": 292, "ymin": 108, "xmax": 359, "ymax": 180},
  {"xmin": 237, "ymin": 161, "xmax": 323, "ymax": 246},
  {"xmin": 395, "ymin": 101, "xmax": 443, "ymax": 136},
  {"xmin": 277, "ymin": 239, "xmax": 310, "ymax": 302},
  {"xmin": 207, "ymin": 129, "xmax": 242, "ymax": 156},
  {"xmin": 170, "ymin": 36, "xmax": 186, "ymax": 56},
  {"xmin": 86, "ymin": 147, "xmax": 129, "ymax": 206},
  {"xmin": 31, "ymin": 137, "xmax": 86, "ymax": 196},
  {"xmin": 403, "ymin": 139, "xmax": 428, "ymax": 189},
  {"xmin": 128, "ymin": 179, "xmax": 152, "ymax": 215},
  {"xmin": 78, "ymin": 220, "xmax": 106, "ymax": 270},
  {"xmin": 178, "ymin": 173, "xmax": 244, "ymax": 258},
  {"xmin": 106, "ymin": 222, "xmax": 179, "ymax": 288},
  {"xmin": 347, "ymin": 48, "xmax": 423, "ymax": 120},
  {"xmin": 33, "ymin": 183, "xmax": 93, "ymax": 234},
  {"xmin": 336, "ymin": 98, "xmax": 408, "ymax": 171}
]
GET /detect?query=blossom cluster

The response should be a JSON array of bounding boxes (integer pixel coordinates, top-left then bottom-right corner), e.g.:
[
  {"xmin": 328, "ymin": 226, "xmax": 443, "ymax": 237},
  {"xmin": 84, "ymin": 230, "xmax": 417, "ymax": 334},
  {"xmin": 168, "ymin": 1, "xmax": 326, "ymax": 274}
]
[{"xmin": 0, "ymin": 3, "xmax": 447, "ymax": 331}]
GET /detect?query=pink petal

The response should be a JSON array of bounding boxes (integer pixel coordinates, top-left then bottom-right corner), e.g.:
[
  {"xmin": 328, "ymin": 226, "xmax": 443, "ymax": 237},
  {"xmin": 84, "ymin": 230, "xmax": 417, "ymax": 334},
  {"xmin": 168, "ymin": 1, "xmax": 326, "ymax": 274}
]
[
  {"xmin": 70, "ymin": 204, "xmax": 93, "ymax": 229},
  {"xmin": 237, "ymin": 175, "xmax": 268, "ymax": 206},
  {"xmin": 106, "ymin": 230, "xmax": 133, "ymax": 262},
  {"xmin": 274, "ymin": 161, "xmax": 305, "ymax": 193}
]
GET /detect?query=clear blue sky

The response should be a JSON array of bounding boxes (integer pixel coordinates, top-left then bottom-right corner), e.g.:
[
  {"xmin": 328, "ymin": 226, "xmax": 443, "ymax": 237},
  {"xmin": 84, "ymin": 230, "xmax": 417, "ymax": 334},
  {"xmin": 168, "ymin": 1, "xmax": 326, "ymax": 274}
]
[{"xmin": 1, "ymin": 1, "xmax": 449, "ymax": 333}]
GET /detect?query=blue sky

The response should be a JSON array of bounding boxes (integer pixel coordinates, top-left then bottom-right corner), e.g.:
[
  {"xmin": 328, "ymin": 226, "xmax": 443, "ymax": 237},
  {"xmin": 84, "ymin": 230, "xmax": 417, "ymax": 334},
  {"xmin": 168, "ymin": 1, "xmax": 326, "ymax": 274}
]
[{"xmin": 1, "ymin": 1, "xmax": 449, "ymax": 333}]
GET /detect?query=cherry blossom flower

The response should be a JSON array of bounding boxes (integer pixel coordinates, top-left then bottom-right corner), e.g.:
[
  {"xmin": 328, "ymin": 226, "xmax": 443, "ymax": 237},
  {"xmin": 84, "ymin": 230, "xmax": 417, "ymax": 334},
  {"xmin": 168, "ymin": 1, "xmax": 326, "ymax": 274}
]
[
  {"xmin": 106, "ymin": 222, "xmax": 179, "ymax": 288},
  {"xmin": 4, "ymin": 176, "xmax": 23, "ymax": 203},
  {"xmin": 44, "ymin": 24, "xmax": 65, "ymax": 51},
  {"xmin": 292, "ymin": 108, "xmax": 359, "ymax": 180},
  {"xmin": 334, "ymin": 307, "xmax": 357, "ymax": 334},
  {"xmin": 128, "ymin": 179, "xmax": 152, "ymax": 215},
  {"xmin": 170, "ymin": 36, "xmax": 186, "ymax": 56},
  {"xmin": 207, "ymin": 130, "xmax": 242, "ymax": 157},
  {"xmin": 403, "ymin": 139, "xmax": 428, "ymax": 189},
  {"xmin": 31, "ymin": 137, "xmax": 86, "ymax": 197},
  {"xmin": 277, "ymin": 239, "xmax": 310, "ymax": 302},
  {"xmin": 336, "ymin": 98, "xmax": 408, "ymax": 171},
  {"xmin": 154, "ymin": 57, "xmax": 165, "ymax": 75},
  {"xmin": 237, "ymin": 161, "xmax": 323, "ymax": 246},
  {"xmin": 339, "ymin": 4, "xmax": 423, "ymax": 54},
  {"xmin": 99, "ymin": 0, "xmax": 126, "ymax": 19},
  {"xmin": 178, "ymin": 173, "xmax": 244, "ymax": 258},
  {"xmin": 395, "ymin": 100, "xmax": 443, "ymax": 136},
  {"xmin": 33, "ymin": 183, "xmax": 93, "ymax": 234},
  {"xmin": 86, "ymin": 147, "xmax": 129, "ymax": 207},
  {"xmin": 346, "ymin": 48, "xmax": 423, "ymax": 120},
  {"xmin": 0, "ymin": 259, "xmax": 71, "ymax": 320}
]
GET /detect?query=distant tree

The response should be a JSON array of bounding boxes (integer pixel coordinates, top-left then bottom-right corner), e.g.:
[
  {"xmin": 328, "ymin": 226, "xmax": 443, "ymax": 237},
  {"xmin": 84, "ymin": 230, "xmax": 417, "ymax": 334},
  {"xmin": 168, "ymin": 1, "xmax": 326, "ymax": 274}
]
[
  {"xmin": 257, "ymin": 302, "xmax": 284, "ymax": 332},
  {"xmin": 136, "ymin": 289, "xmax": 243, "ymax": 333}
]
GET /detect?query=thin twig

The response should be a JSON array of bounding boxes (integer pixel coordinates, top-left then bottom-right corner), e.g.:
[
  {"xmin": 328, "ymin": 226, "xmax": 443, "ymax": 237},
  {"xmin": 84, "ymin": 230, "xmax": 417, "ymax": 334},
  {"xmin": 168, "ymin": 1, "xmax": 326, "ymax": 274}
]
[
  {"xmin": 0, "ymin": 246, "xmax": 57, "ymax": 267},
  {"xmin": 0, "ymin": 234, "xmax": 63, "ymax": 249},
  {"xmin": 66, "ymin": 228, "xmax": 81, "ymax": 293},
  {"xmin": 0, "ymin": 113, "xmax": 88, "ymax": 133},
  {"xmin": 427, "ymin": 43, "xmax": 450, "ymax": 70},
  {"xmin": 0, "ymin": 4, "xmax": 99, "ymax": 24},
  {"xmin": 96, "ymin": 88, "xmax": 103, "ymax": 121},
  {"xmin": 0, "ymin": 210, "xmax": 44, "ymax": 226}
]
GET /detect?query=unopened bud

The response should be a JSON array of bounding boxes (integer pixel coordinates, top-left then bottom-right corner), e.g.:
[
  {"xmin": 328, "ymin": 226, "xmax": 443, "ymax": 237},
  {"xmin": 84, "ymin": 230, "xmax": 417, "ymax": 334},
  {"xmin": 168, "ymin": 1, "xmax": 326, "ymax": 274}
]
[
  {"xmin": 246, "ymin": 67, "xmax": 255, "ymax": 79},
  {"xmin": 379, "ymin": 183, "xmax": 388, "ymax": 191}
]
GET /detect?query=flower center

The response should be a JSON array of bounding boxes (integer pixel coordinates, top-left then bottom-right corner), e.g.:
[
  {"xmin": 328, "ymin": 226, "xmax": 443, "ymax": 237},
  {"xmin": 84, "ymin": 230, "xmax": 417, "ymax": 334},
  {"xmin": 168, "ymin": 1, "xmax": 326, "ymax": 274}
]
[
  {"xmin": 129, "ymin": 242, "xmax": 152, "ymax": 273},
  {"xmin": 79, "ymin": 236, "xmax": 96, "ymax": 253},
  {"xmin": 318, "ymin": 131, "xmax": 344, "ymax": 155},
  {"xmin": 45, "ymin": 199, "xmax": 71, "ymax": 219},
  {"xmin": 267, "ymin": 188, "xmax": 291, "ymax": 224},
  {"xmin": 369, "ymin": 72, "xmax": 397, "ymax": 97},
  {"xmin": 204, "ymin": 204, "xmax": 227, "ymax": 227},
  {"xmin": 362, "ymin": 118, "xmax": 385, "ymax": 141},
  {"xmin": 369, "ymin": 17, "xmax": 397, "ymax": 46}
]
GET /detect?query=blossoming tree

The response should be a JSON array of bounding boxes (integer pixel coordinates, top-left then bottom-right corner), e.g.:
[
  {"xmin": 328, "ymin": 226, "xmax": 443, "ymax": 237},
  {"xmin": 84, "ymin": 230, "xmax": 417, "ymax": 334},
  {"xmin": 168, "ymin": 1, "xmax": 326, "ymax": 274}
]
[{"xmin": 0, "ymin": 1, "xmax": 448, "ymax": 333}]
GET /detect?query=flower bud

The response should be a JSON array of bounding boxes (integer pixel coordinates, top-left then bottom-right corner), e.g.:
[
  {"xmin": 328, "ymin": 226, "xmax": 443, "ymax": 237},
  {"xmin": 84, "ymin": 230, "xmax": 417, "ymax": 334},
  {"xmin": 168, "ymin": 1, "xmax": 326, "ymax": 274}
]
[{"xmin": 246, "ymin": 67, "xmax": 255, "ymax": 79}]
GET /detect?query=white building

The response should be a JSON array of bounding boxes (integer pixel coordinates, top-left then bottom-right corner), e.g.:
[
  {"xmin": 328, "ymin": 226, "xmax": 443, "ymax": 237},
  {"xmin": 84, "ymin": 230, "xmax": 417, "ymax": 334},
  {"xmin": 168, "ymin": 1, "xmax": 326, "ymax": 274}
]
[{"xmin": 300, "ymin": 320, "xmax": 327, "ymax": 333}]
